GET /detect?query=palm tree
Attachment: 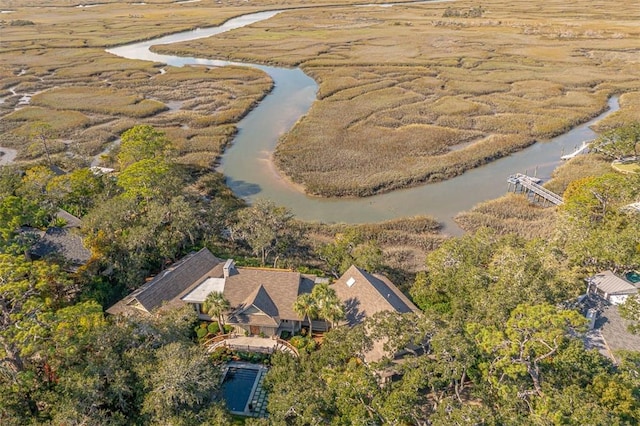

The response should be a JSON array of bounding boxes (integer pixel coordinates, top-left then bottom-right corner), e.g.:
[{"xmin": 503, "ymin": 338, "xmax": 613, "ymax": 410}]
[
  {"xmin": 322, "ymin": 301, "xmax": 345, "ymax": 328},
  {"xmin": 293, "ymin": 293, "xmax": 318, "ymax": 336},
  {"xmin": 311, "ymin": 283, "xmax": 344, "ymax": 330},
  {"xmin": 202, "ymin": 291, "xmax": 230, "ymax": 335}
]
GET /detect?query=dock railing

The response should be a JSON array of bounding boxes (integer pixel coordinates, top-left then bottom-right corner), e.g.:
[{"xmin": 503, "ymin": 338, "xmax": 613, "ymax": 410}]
[{"xmin": 507, "ymin": 173, "xmax": 564, "ymax": 206}]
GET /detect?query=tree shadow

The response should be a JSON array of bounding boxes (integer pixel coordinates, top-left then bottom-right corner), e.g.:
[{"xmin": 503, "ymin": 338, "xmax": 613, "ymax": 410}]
[
  {"xmin": 225, "ymin": 178, "xmax": 262, "ymax": 197},
  {"xmin": 344, "ymin": 297, "xmax": 366, "ymax": 326}
]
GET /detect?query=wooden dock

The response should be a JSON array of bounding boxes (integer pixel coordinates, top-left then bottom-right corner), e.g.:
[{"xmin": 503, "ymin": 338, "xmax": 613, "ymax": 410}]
[{"xmin": 507, "ymin": 173, "xmax": 564, "ymax": 206}]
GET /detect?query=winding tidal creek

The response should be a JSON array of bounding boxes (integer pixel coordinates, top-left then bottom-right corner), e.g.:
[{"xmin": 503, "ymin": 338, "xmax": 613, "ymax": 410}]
[{"xmin": 107, "ymin": 9, "xmax": 618, "ymax": 234}]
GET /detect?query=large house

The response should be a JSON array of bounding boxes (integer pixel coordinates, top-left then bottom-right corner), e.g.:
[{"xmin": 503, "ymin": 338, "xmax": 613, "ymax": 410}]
[
  {"xmin": 107, "ymin": 248, "xmax": 315, "ymax": 337},
  {"xmin": 107, "ymin": 248, "xmax": 418, "ymax": 342}
]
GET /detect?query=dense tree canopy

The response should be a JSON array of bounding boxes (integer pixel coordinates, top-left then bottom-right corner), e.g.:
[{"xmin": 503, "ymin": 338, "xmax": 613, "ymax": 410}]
[
  {"xmin": 233, "ymin": 199, "xmax": 302, "ymax": 267},
  {"xmin": 592, "ymin": 121, "xmax": 640, "ymax": 160}
]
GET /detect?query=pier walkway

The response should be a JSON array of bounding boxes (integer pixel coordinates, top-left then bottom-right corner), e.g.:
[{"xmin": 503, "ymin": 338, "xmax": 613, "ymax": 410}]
[{"xmin": 507, "ymin": 173, "xmax": 564, "ymax": 206}]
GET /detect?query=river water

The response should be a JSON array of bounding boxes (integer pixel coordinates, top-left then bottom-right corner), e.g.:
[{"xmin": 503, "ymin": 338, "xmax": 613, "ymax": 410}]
[{"xmin": 106, "ymin": 9, "xmax": 617, "ymax": 234}]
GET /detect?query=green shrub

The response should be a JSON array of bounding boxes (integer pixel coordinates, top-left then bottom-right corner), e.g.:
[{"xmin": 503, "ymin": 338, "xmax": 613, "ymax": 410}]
[
  {"xmin": 305, "ymin": 340, "xmax": 317, "ymax": 352},
  {"xmin": 290, "ymin": 335, "xmax": 306, "ymax": 349},
  {"xmin": 223, "ymin": 325, "xmax": 234, "ymax": 334},
  {"xmin": 196, "ymin": 327, "xmax": 208, "ymax": 340},
  {"xmin": 210, "ymin": 347, "xmax": 234, "ymax": 364},
  {"xmin": 207, "ymin": 323, "xmax": 220, "ymax": 335}
]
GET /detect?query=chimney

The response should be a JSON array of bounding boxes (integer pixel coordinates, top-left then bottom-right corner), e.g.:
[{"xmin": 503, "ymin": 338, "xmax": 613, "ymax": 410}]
[{"xmin": 223, "ymin": 259, "xmax": 235, "ymax": 279}]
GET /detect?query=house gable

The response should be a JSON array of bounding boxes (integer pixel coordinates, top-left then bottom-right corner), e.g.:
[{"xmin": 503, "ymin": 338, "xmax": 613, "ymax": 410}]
[
  {"xmin": 223, "ymin": 267, "xmax": 305, "ymax": 322},
  {"xmin": 239, "ymin": 284, "xmax": 279, "ymax": 318},
  {"xmin": 332, "ymin": 265, "xmax": 418, "ymax": 326}
]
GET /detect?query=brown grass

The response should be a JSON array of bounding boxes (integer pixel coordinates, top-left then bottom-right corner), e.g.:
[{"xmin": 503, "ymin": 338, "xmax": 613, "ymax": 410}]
[
  {"xmin": 155, "ymin": 0, "xmax": 640, "ymax": 196},
  {"xmin": 455, "ymin": 193, "xmax": 557, "ymax": 239},
  {"xmin": 4, "ymin": 106, "xmax": 91, "ymax": 133},
  {"xmin": 32, "ymin": 87, "xmax": 167, "ymax": 118},
  {"xmin": 591, "ymin": 91, "xmax": 640, "ymax": 132},
  {"xmin": 304, "ymin": 215, "xmax": 446, "ymax": 273},
  {"xmin": 0, "ymin": 38, "xmax": 271, "ymax": 165},
  {"xmin": 544, "ymin": 154, "xmax": 616, "ymax": 195}
]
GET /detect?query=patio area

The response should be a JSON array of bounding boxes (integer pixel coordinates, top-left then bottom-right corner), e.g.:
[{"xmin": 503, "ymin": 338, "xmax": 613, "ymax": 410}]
[{"xmin": 205, "ymin": 334, "xmax": 298, "ymax": 357}]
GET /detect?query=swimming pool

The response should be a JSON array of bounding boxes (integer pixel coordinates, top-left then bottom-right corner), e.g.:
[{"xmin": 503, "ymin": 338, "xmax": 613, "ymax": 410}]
[
  {"xmin": 626, "ymin": 271, "xmax": 640, "ymax": 284},
  {"xmin": 221, "ymin": 366, "xmax": 259, "ymax": 413}
]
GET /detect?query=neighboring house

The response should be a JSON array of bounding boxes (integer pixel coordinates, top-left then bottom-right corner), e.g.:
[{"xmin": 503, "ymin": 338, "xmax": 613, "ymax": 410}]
[
  {"xmin": 27, "ymin": 209, "xmax": 92, "ymax": 272},
  {"xmin": 106, "ymin": 247, "xmax": 221, "ymax": 315},
  {"xmin": 587, "ymin": 270, "xmax": 638, "ymax": 305},
  {"xmin": 577, "ymin": 294, "xmax": 640, "ymax": 363}
]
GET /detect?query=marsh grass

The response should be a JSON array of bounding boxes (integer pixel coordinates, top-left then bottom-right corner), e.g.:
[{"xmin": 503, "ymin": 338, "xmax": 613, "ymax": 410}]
[
  {"xmin": 544, "ymin": 154, "xmax": 614, "ymax": 196},
  {"xmin": 4, "ymin": 107, "xmax": 90, "ymax": 134},
  {"xmin": 455, "ymin": 193, "xmax": 557, "ymax": 240},
  {"xmin": 3, "ymin": 0, "xmax": 640, "ymax": 199},
  {"xmin": 32, "ymin": 87, "xmax": 167, "ymax": 117},
  {"xmin": 591, "ymin": 92, "xmax": 640, "ymax": 132},
  {"xmin": 305, "ymin": 215, "xmax": 445, "ymax": 273},
  {"xmin": 1, "ymin": 37, "xmax": 271, "ymax": 166},
  {"xmin": 156, "ymin": 0, "xmax": 640, "ymax": 196}
]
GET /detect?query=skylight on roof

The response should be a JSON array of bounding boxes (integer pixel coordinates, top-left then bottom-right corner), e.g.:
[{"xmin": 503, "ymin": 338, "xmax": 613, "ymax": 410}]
[{"xmin": 346, "ymin": 277, "xmax": 356, "ymax": 287}]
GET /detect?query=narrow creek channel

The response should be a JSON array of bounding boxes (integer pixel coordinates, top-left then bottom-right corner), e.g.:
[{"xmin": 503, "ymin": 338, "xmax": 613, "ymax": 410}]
[{"xmin": 106, "ymin": 8, "xmax": 619, "ymax": 234}]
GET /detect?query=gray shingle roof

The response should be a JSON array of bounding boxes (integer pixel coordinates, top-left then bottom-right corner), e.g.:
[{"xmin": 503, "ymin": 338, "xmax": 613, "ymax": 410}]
[
  {"xmin": 106, "ymin": 248, "xmax": 221, "ymax": 315},
  {"xmin": 29, "ymin": 210, "xmax": 90, "ymax": 270},
  {"xmin": 589, "ymin": 270, "xmax": 638, "ymax": 295},
  {"xmin": 332, "ymin": 265, "xmax": 418, "ymax": 326},
  {"xmin": 31, "ymin": 227, "xmax": 91, "ymax": 267},
  {"xmin": 241, "ymin": 284, "xmax": 279, "ymax": 318}
]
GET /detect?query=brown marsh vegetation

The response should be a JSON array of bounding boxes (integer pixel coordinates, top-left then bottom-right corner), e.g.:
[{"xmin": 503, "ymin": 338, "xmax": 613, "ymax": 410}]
[
  {"xmin": 305, "ymin": 214, "xmax": 446, "ymax": 274},
  {"xmin": 455, "ymin": 154, "xmax": 615, "ymax": 239},
  {"xmin": 0, "ymin": 0, "xmax": 636, "ymax": 251},
  {"xmin": 0, "ymin": 0, "xmax": 417, "ymax": 167},
  {"xmin": 0, "ymin": 0, "xmax": 282, "ymax": 167},
  {"xmin": 158, "ymin": 0, "xmax": 640, "ymax": 196}
]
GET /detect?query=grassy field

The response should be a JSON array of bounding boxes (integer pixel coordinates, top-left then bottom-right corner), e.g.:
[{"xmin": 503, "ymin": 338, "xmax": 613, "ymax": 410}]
[
  {"xmin": 0, "ymin": 0, "xmax": 296, "ymax": 167},
  {"xmin": 305, "ymin": 215, "xmax": 446, "ymax": 276},
  {"xmin": 454, "ymin": 193, "xmax": 557, "ymax": 240},
  {"xmin": 156, "ymin": 0, "xmax": 640, "ymax": 196},
  {"xmin": 1, "ymin": 0, "xmax": 638, "ymax": 249}
]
